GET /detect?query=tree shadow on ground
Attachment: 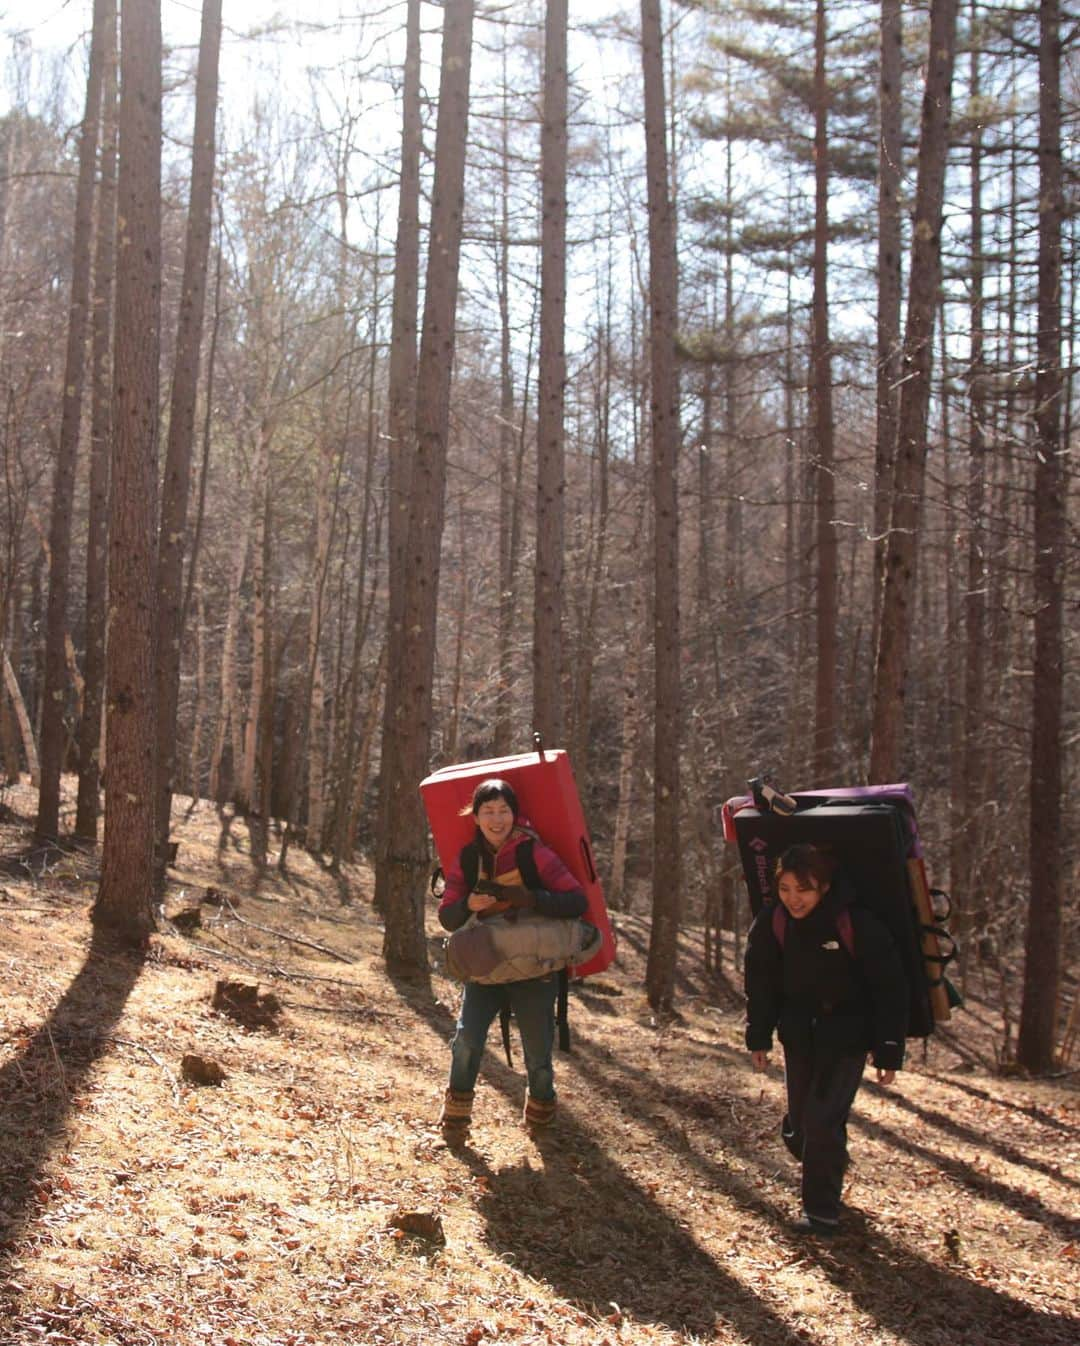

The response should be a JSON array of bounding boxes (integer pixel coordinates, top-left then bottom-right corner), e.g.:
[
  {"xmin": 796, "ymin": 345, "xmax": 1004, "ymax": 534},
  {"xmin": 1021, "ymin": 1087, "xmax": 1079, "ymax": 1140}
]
[
  {"xmin": 0, "ymin": 928, "xmax": 146, "ymax": 1256},
  {"xmin": 852, "ymin": 1107, "xmax": 1079, "ymax": 1242},
  {"xmin": 0, "ymin": 839, "xmax": 84, "ymax": 881},
  {"xmin": 569, "ymin": 1032, "xmax": 1080, "ymax": 1346},
  {"xmin": 865, "ymin": 1078, "xmax": 1080, "ymax": 1192},
  {"xmin": 387, "ymin": 961, "xmax": 1078, "ymax": 1343},
  {"xmin": 921, "ymin": 1072, "xmax": 1079, "ymax": 1131},
  {"xmin": 463, "ymin": 1141, "xmax": 800, "ymax": 1342},
  {"xmin": 389, "ymin": 976, "xmax": 804, "ymax": 1341}
]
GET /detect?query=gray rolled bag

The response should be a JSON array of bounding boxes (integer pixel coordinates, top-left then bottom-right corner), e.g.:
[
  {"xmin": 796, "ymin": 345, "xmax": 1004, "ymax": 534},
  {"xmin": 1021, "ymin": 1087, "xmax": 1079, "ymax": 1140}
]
[{"xmin": 446, "ymin": 910, "xmax": 602, "ymax": 984}]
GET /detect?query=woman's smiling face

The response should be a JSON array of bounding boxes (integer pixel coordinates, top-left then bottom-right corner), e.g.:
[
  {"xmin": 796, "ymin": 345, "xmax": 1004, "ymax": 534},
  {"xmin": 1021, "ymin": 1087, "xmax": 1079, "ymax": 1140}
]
[
  {"xmin": 475, "ymin": 797, "xmax": 515, "ymax": 849},
  {"xmin": 776, "ymin": 871, "xmax": 828, "ymax": 919}
]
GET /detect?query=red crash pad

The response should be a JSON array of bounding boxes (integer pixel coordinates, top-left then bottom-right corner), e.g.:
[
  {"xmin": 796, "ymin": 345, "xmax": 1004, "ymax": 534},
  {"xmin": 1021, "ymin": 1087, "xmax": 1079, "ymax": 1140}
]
[{"xmin": 419, "ymin": 745, "xmax": 615, "ymax": 978}]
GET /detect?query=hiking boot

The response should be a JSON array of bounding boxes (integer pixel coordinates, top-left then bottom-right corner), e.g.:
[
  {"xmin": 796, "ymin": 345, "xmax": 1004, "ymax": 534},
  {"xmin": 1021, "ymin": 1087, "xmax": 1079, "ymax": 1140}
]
[
  {"xmin": 523, "ymin": 1095, "xmax": 556, "ymax": 1130},
  {"xmin": 438, "ymin": 1088, "xmax": 474, "ymax": 1141},
  {"xmin": 792, "ymin": 1214, "xmax": 839, "ymax": 1237}
]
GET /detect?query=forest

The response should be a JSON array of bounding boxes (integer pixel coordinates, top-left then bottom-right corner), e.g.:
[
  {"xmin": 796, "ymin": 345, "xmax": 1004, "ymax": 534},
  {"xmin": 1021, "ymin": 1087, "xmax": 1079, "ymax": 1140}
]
[
  {"xmin": 0, "ymin": 0, "xmax": 1075, "ymax": 1076},
  {"xmin": 0, "ymin": 3, "xmax": 1077, "ymax": 1344}
]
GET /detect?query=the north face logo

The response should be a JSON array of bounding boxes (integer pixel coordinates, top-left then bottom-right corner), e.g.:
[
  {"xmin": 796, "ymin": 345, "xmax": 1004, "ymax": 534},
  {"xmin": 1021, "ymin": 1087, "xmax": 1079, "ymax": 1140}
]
[{"xmin": 750, "ymin": 836, "xmax": 768, "ymax": 852}]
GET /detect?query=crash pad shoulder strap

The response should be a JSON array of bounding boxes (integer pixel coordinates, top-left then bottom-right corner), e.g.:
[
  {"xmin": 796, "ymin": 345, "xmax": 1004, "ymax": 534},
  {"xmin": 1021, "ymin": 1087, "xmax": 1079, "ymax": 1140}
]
[
  {"xmin": 771, "ymin": 902, "xmax": 855, "ymax": 958},
  {"xmin": 459, "ymin": 836, "xmax": 542, "ymax": 891}
]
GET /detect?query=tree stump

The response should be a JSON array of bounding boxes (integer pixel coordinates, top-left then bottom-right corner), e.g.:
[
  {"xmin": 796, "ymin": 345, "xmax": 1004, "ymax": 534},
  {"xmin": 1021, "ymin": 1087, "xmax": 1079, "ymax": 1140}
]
[{"xmin": 211, "ymin": 979, "xmax": 281, "ymax": 1030}]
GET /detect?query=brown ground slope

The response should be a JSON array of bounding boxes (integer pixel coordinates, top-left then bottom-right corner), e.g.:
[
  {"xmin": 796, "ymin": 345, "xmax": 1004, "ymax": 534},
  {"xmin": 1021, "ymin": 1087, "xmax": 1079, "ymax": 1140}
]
[{"xmin": 0, "ymin": 780, "xmax": 1076, "ymax": 1346}]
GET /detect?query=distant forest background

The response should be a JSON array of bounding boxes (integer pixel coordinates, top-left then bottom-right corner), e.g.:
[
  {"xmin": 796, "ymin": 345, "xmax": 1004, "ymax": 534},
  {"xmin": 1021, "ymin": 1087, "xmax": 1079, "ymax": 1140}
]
[{"xmin": 0, "ymin": 0, "xmax": 1074, "ymax": 1070}]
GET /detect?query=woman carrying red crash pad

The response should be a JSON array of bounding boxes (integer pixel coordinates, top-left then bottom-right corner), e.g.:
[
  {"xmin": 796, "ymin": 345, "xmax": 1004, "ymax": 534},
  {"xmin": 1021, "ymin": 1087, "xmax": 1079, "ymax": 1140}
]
[{"xmin": 436, "ymin": 777, "xmax": 587, "ymax": 1139}]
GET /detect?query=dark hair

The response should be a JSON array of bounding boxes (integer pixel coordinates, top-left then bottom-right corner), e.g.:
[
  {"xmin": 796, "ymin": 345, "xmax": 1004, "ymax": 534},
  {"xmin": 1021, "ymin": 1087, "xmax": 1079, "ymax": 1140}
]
[
  {"xmin": 774, "ymin": 843, "xmax": 835, "ymax": 890},
  {"xmin": 470, "ymin": 778, "xmax": 519, "ymax": 818}
]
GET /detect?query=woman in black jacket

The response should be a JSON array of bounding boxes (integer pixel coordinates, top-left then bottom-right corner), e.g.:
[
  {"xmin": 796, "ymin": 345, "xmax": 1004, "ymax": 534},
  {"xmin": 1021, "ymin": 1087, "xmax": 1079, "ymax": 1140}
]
[{"xmin": 745, "ymin": 843, "xmax": 908, "ymax": 1235}]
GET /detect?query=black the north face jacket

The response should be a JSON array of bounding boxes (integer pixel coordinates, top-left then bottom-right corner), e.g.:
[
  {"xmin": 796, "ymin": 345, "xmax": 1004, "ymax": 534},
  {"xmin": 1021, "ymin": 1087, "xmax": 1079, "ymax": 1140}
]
[{"xmin": 744, "ymin": 871, "xmax": 908, "ymax": 1071}]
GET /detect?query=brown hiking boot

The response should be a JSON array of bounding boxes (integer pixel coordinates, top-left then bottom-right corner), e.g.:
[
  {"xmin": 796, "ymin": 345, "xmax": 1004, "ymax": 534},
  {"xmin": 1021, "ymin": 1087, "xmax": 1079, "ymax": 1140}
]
[
  {"xmin": 523, "ymin": 1094, "xmax": 556, "ymax": 1130},
  {"xmin": 438, "ymin": 1088, "xmax": 473, "ymax": 1140}
]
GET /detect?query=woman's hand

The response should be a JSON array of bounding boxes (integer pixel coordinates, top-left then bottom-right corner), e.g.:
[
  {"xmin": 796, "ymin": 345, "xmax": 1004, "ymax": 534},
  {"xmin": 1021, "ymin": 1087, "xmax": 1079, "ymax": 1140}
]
[
  {"xmin": 467, "ymin": 891, "xmax": 500, "ymax": 912},
  {"xmin": 471, "ymin": 881, "xmax": 534, "ymax": 909},
  {"xmin": 751, "ymin": 1049, "xmax": 770, "ymax": 1072}
]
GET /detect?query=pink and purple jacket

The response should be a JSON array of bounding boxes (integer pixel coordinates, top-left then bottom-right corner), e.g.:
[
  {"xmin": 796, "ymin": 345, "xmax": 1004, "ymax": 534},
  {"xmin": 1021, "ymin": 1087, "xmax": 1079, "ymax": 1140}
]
[{"xmin": 437, "ymin": 820, "xmax": 586, "ymax": 933}]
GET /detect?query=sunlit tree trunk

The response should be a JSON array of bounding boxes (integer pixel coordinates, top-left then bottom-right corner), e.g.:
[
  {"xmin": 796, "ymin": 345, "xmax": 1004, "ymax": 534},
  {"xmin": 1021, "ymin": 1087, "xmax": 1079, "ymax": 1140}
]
[
  {"xmin": 641, "ymin": 0, "xmax": 681, "ymax": 1012},
  {"xmin": 533, "ymin": 0, "xmax": 568, "ymax": 745},
  {"xmin": 1018, "ymin": 0, "xmax": 1064, "ymax": 1074},
  {"xmin": 872, "ymin": 0, "xmax": 903, "ymax": 670},
  {"xmin": 374, "ymin": 0, "xmax": 421, "ymax": 903},
  {"xmin": 569, "ymin": 319, "xmax": 612, "ymax": 781},
  {"xmin": 493, "ymin": 57, "xmax": 530, "ymax": 757},
  {"xmin": 94, "ymin": 0, "xmax": 162, "ymax": 945},
  {"xmin": 75, "ymin": 0, "xmax": 118, "ymax": 840},
  {"xmin": 238, "ymin": 421, "xmax": 271, "ymax": 816},
  {"xmin": 378, "ymin": 0, "xmax": 475, "ymax": 970},
  {"xmin": 208, "ymin": 525, "xmax": 248, "ymax": 804},
  {"xmin": 445, "ymin": 500, "xmax": 469, "ymax": 764},
  {"xmin": 330, "ymin": 366, "xmax": 379, "ymax": 866},
  {"xmin": 304, "ymin": 442, "xmax": 332, "ymax": 846},
  {"xmin": 250, "ymin": 487, "xmax": 274, "ymax": 871},
  {"xmin": 188, "ymin": 572, "xmax": 207, "ymax": 802},
  {"xmin": 811, "ymin": 0, "xmax": 837, "ymax": 783},
  {"xmin": 153, "ymin": 0, "xmax": 221, "ymax": 886},
  {"xmin": 869, "ymin": 0, "xmax": 958, "ymax": 782},
  {"xmin": 3, "ymin": 651, "xmax": 39, "ymax": 784},
  {"xmin": 952, "ymin": 0, "xmax": 986, "ymax": 953},
  {"xmin": 37, "ymin": 0, "xmax": 107, "ymax": 840}
]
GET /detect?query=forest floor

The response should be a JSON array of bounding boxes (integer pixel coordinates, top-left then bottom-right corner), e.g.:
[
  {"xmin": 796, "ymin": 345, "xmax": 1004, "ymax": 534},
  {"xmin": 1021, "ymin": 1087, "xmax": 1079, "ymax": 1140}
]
[{"xmin": 0, "ymin": 778, "xmax": 1076, "ymax": 1346}]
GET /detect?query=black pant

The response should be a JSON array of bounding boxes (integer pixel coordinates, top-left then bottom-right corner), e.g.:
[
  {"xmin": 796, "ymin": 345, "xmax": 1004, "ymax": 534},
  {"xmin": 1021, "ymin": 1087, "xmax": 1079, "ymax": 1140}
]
[{"xmin": 782, "ymin": 1046, "xmax": 866, "ymax": 1223}]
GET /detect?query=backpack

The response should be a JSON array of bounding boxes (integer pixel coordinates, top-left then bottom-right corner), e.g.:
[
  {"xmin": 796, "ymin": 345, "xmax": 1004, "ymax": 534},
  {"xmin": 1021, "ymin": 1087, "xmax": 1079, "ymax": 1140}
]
[{"xmin": 768, "ymin": 898, "xmax": 961, "ymax": 1039}]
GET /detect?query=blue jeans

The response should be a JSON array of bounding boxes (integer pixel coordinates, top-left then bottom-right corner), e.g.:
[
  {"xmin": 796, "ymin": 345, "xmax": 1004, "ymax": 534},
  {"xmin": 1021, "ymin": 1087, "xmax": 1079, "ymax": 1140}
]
[{"xmin": 449, "ymin": 975, "xmax": 559, "ymax": 1102}]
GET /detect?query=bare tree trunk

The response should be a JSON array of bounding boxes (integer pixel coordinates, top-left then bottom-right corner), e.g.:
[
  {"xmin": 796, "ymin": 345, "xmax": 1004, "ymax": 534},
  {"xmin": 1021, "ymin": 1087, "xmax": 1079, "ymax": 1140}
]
[
  {"xmin": 250, "ymin": 490, "xmax": 275, "ymax": 873},
  {"xmin": 330, "ymin": 385, "xmax": 379, "ymax": 867},
  {"xmin": 811, "ymin": 0, "xmax": 837, "ymax": 783},
  {"xmin": 94, "ymin": 0, "xmax": 161, "ymax": 946},
  {"xmin": 570, "ymin": 320, "xmax": 612, "ymax": 780},
  {"xmin": 533, "ymin": 0, "xmax": 568, "ymax": 746},
  {"xmin": 494, "ymin": 59, "xmax": 520, "ymax": 758},
  {"xmin": 609, "ymin": 594, "xmax": 644, "ymax": 911},
  {"xmin": 869, "ymin": 0, "xmax": 958, "ymax": 783},
  {"xmin": 783, "ymin": 260, "xmax": 799, "ymax": 670},
  {"xmin": 952, "ymin": 0, "xmax": 986, "ymax": 949},
  {"xmin": 75, "ymin": 0, "xmax": 118, "ymax": 841},
  {"xmin": 1018, "ymin": 0, "xmax": 1065, "ymax": 1074},
  {"xmin": 37, "ymin": 0, "xmax": 107, "ymax": 840},
  {"xmin": 188, "ymin": 570, "xmax": 207, "ymax": 802},
  {"xmin": 304, "ymin": 442, "xmax": 332, "ymax": 846},
  {"xmin": 3, "ymin": 649, "xmax": 39, "ymax": 784},
  {"xmin": 238, "ymin": 422, "xmax": 271, "ymax": 815},
  {"xmin": 208, "ymin": 524, "xmax": 248, "ymax": 803},
  {"xmin": 378, "ymin": 0, "xmax": 475, "ymax": 971},
  {"xmin": 873, "ymin": 0, "xmax": 903, "ymax": 660},
  {"xmin": 641, "ymin": 0, "xmax": 681, "ymax": 1012},
  {"xmin": 374, "ymin": 0, "xmax": 421, "ymax": 902},
  {"xmin": 445, "ymin": 500, "xmax": 469, "ymax": 764},
  {"xmin": 153, "ymin": 0, "xmax": 221, "ymax": 886},
  {"xmin": 347, "ymin": 639, "xmax": 387, "ymax": 866}
]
